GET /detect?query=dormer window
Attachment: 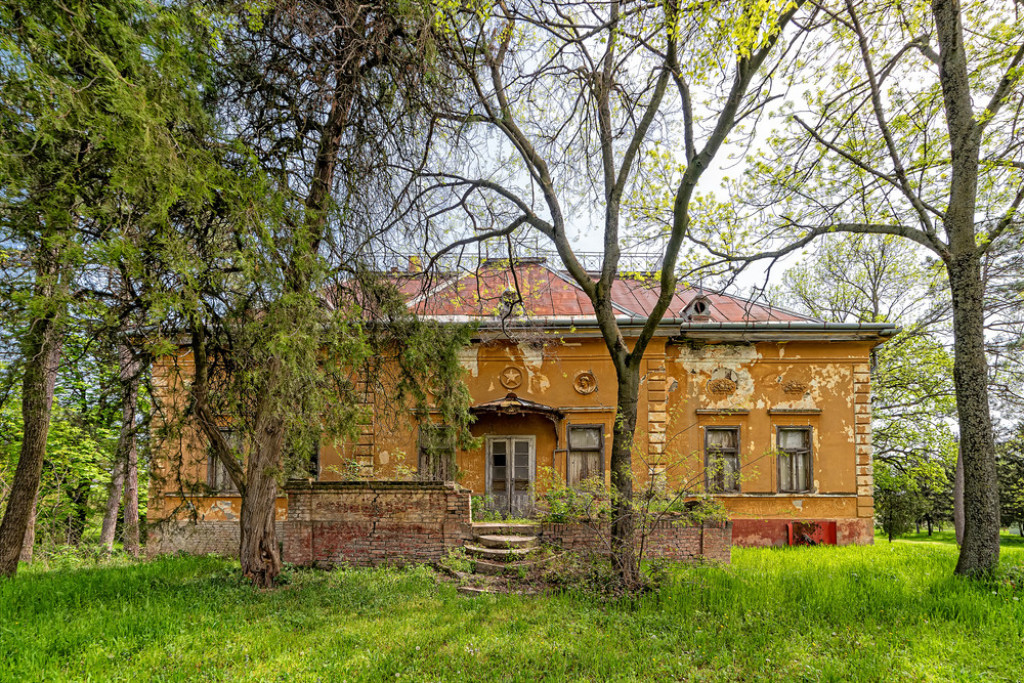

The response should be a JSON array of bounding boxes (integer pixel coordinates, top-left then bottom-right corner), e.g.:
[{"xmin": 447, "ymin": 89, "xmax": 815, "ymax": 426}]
[{"xmin": 684, "ymin": 295, "xmax": 712, "ymax": 322}]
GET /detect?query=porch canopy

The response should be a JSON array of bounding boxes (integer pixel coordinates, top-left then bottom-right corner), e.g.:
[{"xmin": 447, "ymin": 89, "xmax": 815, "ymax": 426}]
[{"xmin": 470, "ymin": 392, "xmax": 565, "ymax": 425}]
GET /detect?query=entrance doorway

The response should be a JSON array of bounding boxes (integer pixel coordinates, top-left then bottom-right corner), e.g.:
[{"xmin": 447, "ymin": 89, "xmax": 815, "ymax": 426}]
[{"xmin": 486, "ymin": 435, "xmax": 535, "ymax": 517}]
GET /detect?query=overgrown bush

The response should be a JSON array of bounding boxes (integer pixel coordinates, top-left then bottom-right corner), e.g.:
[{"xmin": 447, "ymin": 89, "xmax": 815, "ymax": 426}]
[
  {"xmin": 536, "ymin": 468, "xmax": 609, "ymax": 523},
  {"xmin": 647, "ymin": 493, "xmax": 729, "ymax": 526}
]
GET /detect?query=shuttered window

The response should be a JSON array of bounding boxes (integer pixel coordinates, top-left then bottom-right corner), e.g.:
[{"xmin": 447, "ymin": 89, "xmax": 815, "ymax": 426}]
[{"xmin": 705, "ymin": 427, "xmax": 740, "ymax": 493}]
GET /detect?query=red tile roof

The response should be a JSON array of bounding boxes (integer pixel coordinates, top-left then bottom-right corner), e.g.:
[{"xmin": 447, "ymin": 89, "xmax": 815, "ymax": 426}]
[{"xmin": 400, "ymin": 259, "xmax": 815, "ymax": 323}]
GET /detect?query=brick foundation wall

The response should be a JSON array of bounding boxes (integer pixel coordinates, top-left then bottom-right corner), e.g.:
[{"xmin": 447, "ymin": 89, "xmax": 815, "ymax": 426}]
[
  {"xmin": 149, "ymin": 481, "xmax": 734, "ymax": 567},
  {"xmin": 148, "ymin": 520, "xmax": 288, "ymax": 557},
  {"xmin": 281, "ymin": 480, "xmax": 473, "ymax": 567},
  {"xmin": 540, "ymin": 520, "xmax": 732, "ymax": 563}
]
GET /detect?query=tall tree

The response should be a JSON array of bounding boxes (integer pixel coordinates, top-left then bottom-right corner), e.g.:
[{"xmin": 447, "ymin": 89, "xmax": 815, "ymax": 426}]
[
  {"xmin": 0, "ymin": 0, "xmax": 225, "ymax": 576},
  {"xmin": 420, "ymin": 0, "xmax": 805, "ymax": 586},
  {"xmin": 163, "ymin": 0, "xmax": 467, "ymax": 586},
  {"xmin": 699, "ymin": 0, "xmax": 1024, "ymax": 575}
]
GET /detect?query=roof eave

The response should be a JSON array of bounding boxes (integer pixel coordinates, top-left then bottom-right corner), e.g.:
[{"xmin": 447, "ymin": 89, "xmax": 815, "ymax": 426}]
[
  {"xmin": 676, "ymin": 321, "xmax": 900, "ymax": 342},
  {"xmin": 415, "ymin": 315, "xmax": 899, "ymax": 341}
]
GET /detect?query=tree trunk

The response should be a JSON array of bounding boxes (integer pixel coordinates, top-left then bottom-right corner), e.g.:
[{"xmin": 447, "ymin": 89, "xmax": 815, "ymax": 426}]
[
  {"xmin": 19, "ymin": 497, "xmax": 37, "ymax": 564},
  {"xmin": 65, "ymin": 481, "xmax": 90, "ymax": 545},
  {"xmin": 98, "ymin": 455, "xmax": 125, "ymax": 550},
  {"xmin": 122, "ymin": 422, "xmax": 140, "ymax": 557},
  {"xmin": 100, "ymin": 347, "xmax": 142, "ymax": 551},
  {"xmin": 953, "ymin": 445, "xmax": 964, "ymax": 545},
  {"xmin": 947, "ymin": 253, "xmax": 1000, "ymax": 576},
  {"xmin": 0, "ymin": 315, "xmax": 63, "ymax": 576},
  {"xmin": 609, "ymin": 364, "xmax": 640, "ymax": 589},
  {"xmin": 239, "ymin": 421, "xmax": 284, "ymax": 588}
]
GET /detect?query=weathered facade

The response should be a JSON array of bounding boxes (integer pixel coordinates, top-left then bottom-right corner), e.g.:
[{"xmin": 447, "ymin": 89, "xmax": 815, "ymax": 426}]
[{"xmin": 151, "ymin": 258, "xmax": 894, "ymax": 552}]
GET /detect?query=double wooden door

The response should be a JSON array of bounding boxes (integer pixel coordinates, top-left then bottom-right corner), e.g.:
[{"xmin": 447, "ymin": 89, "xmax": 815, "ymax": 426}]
[{"xmin": 486, "ymin": 436, "xmax": 535, "ymax": 517}]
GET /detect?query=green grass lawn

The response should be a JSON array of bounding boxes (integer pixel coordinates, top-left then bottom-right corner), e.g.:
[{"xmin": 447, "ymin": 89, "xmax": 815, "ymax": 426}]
[
  {"xmin": 2, "ymin": 540, "xmax": 1022, "ymax": 682},
  {"xmin": 875, "ymin": 528, "xmax": 1024, "ymax": 548}
]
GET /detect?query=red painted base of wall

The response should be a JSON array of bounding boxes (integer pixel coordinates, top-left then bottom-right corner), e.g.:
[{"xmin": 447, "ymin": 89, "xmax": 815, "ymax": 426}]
[{"xmin": 732, "ymin": 518, "xmax": 874, "ymax": 547}]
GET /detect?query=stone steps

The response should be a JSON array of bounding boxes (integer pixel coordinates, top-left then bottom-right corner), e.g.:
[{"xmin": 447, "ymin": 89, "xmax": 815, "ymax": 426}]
[
  {"xmin": 465, "ymin": 544, "xmax": 536, "ymax": 561},
  {"xmin": 470, "ymin": 522, "xmax": 540, "ymax": 536},
  {"xmin": 474, "ymin": 534, "xmax": 539, "ymax": 549},
  {"xmin": 454, "ymin": 522, "xmax": 545, "ymax": 593},
  {"xmin": 474, "ymin": 556, "xmax": 553, "ymax": 576}
]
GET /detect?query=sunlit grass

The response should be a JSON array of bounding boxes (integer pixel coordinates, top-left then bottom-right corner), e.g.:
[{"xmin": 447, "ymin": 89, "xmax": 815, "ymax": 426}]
[{"xmin": 2, "ymin": 539, "xmax": 1022, "ymax": 682}]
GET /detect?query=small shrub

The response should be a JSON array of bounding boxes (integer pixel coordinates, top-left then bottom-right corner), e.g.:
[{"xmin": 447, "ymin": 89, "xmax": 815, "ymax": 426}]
[
  {"xmin": 470, "ymin": 495, "xmax": 502, "ymax": 522},
  {"xmin": 533, "ymin": 549, "xmax": 658, "ymax": 597},
  {"xmin": 536, "ymin": 468, "xmax": 609, "ymax": 523},
  {"xmin": 436, "ymin": 546, "xmax": 474, "ymax": 575}
]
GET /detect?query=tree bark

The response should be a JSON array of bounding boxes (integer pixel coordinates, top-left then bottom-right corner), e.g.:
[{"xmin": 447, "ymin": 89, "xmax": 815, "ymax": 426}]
[
  {"xmin": 947, "ymin": 253, "xmax": 1000, "ymax": 575},
  {"xmin": 100, "ymin": 347, "xmax": 142, "ymax": 551},
  {"xmin": 239, "ymin": 417, "xmax": 284, "ymax": 588},
  {"xmin": 609, "ymin": 363, "xmax": 640, "ymax": 589},
  {"xmin": 66, "ymin": 481, "xmax": 90, "ymax": 545},
  {"xmin": 98, "ymin": 453, "xmax": 125, "ymax": 550},
  {"xmin": 122, "ymin": 419, "xmax": 140, "ymax": 557},
  {"xmin": 953, "ymin": 444, "xmax": 964, "ymax": 545},
  {"xmin": 19, "ymin": 497, "xmax": 37, "ymax": 564},
  {"xmin": 0, "ymin": 313, "xmax": 63, "ymax": 576}
]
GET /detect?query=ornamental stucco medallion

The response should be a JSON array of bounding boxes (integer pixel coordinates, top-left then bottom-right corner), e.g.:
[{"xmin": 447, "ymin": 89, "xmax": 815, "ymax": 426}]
[
  {"xmin": 500, "ymin": 366, "xmax": 523, "ymax": 390},
  {"xmin": 783, "ymin": 380, "xmax": 809, "ymax": 394},
  {"xmin": 707, "ymin": 378, "xmax": 738, "ymax": 395},
  {"xmin": 574, "ymin": 371, "xmax": 598, "ymax": 395}
]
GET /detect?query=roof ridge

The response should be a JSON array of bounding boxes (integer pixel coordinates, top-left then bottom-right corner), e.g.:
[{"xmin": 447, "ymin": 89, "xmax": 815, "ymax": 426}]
[
  {"xmin": 537, "ymin": 261, "xmax": 642, "ymax": 317},
  {"xmin": 695, "ymin": 286, "xmax": 822, "ymax": 323}
]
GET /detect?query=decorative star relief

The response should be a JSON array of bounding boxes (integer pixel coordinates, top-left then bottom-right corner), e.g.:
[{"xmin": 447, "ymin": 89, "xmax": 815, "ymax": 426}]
[{"xmin": 500, "ymin": 366, "xmax": 523, "ymax": 389}]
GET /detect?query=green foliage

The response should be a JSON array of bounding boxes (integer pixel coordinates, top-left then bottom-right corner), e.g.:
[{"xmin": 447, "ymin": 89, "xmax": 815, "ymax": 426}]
[
  {"xmin": 469, "ymin": 495, "xmax": 498, "ymax": 522},
  {"xmin": 536, "ymin": 468, "xmax": 610, "ymax": 523},
  {"xmin": 468, "ymin": 495, "xmax": 532, "ymax": 523},
  {"xmin": 2, "ymin": 543, "xmax": 1024, "ymax": 680},
  {"xmin": 647, "ymin": 494, "xmax": 730, "ymax": 526},
  {"xmin": 436, "ymin": 545, "xmax": 474, "ymax": 575},
  {"xmin": 998, "ymin": 425, "xmax": 1024, "ymax": 534},
  {"xmin": 0, "ymin": 331, "xmax": 150, "ymax": 547}
]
